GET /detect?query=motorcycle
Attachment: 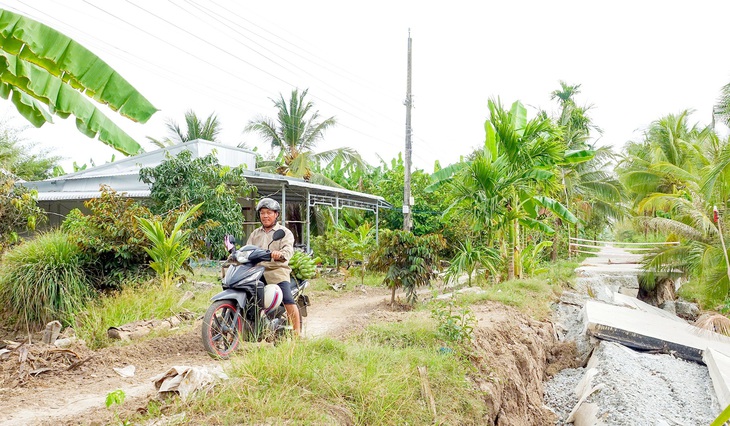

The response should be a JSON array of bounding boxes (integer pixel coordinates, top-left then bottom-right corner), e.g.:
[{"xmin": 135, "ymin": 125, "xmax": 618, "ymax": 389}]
[{"xmin": 201, "ymin": 229, "xmax": 311, "ymax": 359}]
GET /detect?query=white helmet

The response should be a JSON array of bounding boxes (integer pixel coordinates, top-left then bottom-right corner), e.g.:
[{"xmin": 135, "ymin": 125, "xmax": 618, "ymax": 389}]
[
  {"xmin": 263, "ymin": 284, "xmax": 283, "ymax": 312},
  {"xmin": 256, "ymin": 198, "xmax": 281, "ymax": 213}
]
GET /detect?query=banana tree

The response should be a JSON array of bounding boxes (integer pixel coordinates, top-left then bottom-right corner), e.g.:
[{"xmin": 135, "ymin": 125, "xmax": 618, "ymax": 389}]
[
  {"xmin": 0, "ymin": 9, "xmax": 157, "ymax": 155},
  {"xmin": 429, "ymin": 99, "xmax": 590, "ymax": 280}
]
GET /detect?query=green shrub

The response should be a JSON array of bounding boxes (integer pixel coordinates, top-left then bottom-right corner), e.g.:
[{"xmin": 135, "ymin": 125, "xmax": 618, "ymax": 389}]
[
  {"xmin": 61, "ymin": 185, "xmax": 157, "ymax": 287},
  {"xmin": 370, "ymin": 230, "xmax": 445, "ymax": 305},
  {"xmin": 0, "ymin": 230, "xmax": 93, "ymax": 328}
]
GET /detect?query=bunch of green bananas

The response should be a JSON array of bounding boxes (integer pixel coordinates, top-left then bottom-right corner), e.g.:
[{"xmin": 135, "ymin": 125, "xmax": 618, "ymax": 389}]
[{"xmin": 289, "ymin": 251, "xmax": 319, "ymax": 279}]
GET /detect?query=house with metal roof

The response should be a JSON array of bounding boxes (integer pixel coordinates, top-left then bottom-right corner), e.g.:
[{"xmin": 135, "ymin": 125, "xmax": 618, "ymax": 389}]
[{"xmin": 21, "ymin": 140, "xmax": 390, "ymax": 250}]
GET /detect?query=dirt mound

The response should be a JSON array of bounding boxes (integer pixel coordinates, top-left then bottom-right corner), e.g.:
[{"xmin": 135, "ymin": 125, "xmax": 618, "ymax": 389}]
[{"xmin": 469, "ymin": 301, "xmax": 579, "ymax": 425}]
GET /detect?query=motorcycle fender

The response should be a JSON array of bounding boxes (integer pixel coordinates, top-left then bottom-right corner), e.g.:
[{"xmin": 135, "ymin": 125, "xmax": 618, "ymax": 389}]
[{"xmin": 210, "ymin": 289, "xmax": 248, "ymax": 308}]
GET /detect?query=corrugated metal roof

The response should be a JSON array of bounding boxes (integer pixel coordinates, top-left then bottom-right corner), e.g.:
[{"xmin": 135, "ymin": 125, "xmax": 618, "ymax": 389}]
[
  {"xmin": 37, "ymin": 190, "xmax": 150, "ymax": 201},
  {"xmin": 23, "ymin": 140, "xmax": 391, "ymax": 210}
]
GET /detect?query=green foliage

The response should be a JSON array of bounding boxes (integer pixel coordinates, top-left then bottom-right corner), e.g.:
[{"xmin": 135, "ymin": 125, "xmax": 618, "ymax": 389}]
[
  {"xmin": 0, "ymin": 173, "xmax": 46, "ymax": 251},
  {"xmin": 312, "ymin": 230, "xmax": 350, "ymax": 268},
  {"xmin": 137, "ymin": 203, "xmax": 202, "ymax": 288},
  {"xmin": 245, "ymin": 88, "xmax": 356, "ymax": 182},
  {"xmin": 61, "ymin": 185, "xmax": 156, "ymax": 286},
  {"xmin": 105, "ymin": 388, "xmax": 130, "ymax": 426},
  {"xmin": 444, "ymin": 238, "xmax": 499, "ymax": 286},
  {"xmin": 0, "ymin": 9, "xmax": 157, "ymax": 155},
  {"xmin": 0, "ymin": 229, "xmax": 93, "ymax": 328},
  {"xmin": 0, "ymin": 119, "xmax": 59, "ymax": 180},
  {"xmin": 139, "ymin": 150, "xmax": 250, "ymax": 260},
  {"xmin": 105, "ymin": 389, "xmax": 126, "ymax": 408},
  {"xmin": 520, "ymin": 241, "xmax": 553, "ymax": 276},
  {"xmin": 370, "ymin": 230, "xmax": 445, "ymax": 305},
  {"xmin": 430, "ymin": 300, "xmax": 476, "ymax": 343},
  {"xmin": 360, "ymin": 154, "xmax": 449, "ymax": 235},
  {"xmin": 337, "ymin": 221, "xmax": 376, "ymax": 285},
  {"xmin": 74, "ymin": 277, "xmax": 215, "ymax": 349}
]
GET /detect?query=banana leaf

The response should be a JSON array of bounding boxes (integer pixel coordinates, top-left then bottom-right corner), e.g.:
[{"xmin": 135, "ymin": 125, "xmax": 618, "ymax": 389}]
[
  {"xmin": 0, "ymin": 54, "xmax": 142, "ymax": 155},
  {"xmin": 533, "ymin": 195, "xmax": 578, "ymax": 224},
  {"xmin": 0, "ymin": 9, "xmax": 157, "ymax": 123},
  {"xmin": 0, "ymin": 9, "xmax": 158, "ymax": 155}
]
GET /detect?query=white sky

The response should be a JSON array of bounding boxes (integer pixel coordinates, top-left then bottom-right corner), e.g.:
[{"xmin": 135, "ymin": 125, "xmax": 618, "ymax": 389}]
[{"xmin": 2, "ymin": 0, "xmax": 730, "ymax": 173}]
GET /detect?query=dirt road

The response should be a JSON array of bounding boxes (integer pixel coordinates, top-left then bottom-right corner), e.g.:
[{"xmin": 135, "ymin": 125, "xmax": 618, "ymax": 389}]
[{"xmin": 0, "ymin": 286, "xmax": 564, "ymax": 425}]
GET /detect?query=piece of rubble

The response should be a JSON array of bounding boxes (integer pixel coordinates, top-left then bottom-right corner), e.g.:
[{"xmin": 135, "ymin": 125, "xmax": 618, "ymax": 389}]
[
  {"xmin": 42, "ymin": 321, "xmax": 62, "ymax": 344},
  {"xmin": 113, "ymin": 365, "xmax": 136, "ymax": 378},
  {"xmin": 151, "ymin": 365, "xmax": 228, "ymax": 401}
]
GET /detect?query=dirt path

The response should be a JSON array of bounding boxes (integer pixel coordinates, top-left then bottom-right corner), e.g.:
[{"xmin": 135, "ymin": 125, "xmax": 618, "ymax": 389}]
[
  {"xmin": 0, "ymin": 287, "xmax": 396, "ymax": 425},
  {"xmin": 0, "ymin": 286, "xmax": 563, "ymax": 425}
]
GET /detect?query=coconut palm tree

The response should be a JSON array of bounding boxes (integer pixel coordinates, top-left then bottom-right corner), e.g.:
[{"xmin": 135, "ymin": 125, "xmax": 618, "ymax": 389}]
[
  {"xmin": 0, "ymin": 9, "xmax": 157, "ymax": 155},
  {"xmin": 147, "ymin": 110, "xmax": 222, "ymax": 148},
  {"xmin": 245, "ymin": 88, "xmax": 364, "ymax": 183}
]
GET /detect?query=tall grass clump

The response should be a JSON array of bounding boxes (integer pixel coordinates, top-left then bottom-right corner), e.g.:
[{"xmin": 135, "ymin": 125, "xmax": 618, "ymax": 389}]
[{"xmin": 0, "ymin": 230, "xmax": 93, "ymax": 329}]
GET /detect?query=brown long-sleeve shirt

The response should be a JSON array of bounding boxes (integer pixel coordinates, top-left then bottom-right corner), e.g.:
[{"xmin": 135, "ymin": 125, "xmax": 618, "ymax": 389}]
[{"xmin": 246, "ymin": 223, "xmax": 294, "ymax": 285}]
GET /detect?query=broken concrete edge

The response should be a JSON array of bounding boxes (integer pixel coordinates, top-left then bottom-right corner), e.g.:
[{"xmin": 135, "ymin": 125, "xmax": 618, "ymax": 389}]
[
  {"xmin": 704, "ymin": 347, "xmax": 730, "ymax": 409},
  {"xmin": 582, "ymin": 300, "xmax": 730, "ymax": 364}
]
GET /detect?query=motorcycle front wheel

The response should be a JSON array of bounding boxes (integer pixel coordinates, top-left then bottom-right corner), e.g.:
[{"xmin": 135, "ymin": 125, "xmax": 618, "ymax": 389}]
[{"xmin": 202, "ymin": 300, "xmax": 243, "ymax": 359}]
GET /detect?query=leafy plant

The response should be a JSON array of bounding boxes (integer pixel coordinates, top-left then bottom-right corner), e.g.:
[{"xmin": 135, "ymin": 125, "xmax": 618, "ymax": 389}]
[
  {"xmin": 0, "ymin": 229, "xmax": 93, "ymax": 328},
  {"xmin": 61, "ymin": 185, "xmax": 157, "ymax": 286},
  {"xmin": 0, "ymin": 173, "xmax": 46, "ymax": 251},
  {"xmin": 139, "ymin": 150, "xmax": 250, "ymax": 260},
  {"xmin": 337, "ymin": 221, "xmax": 376, "ymax": 286},
  {"xmin": 520, "ymin": 240, "xmax": 553, "ymax": 276},
  {"xmin": 370, "ymin": 230, "xmax": 445, "ymax": 305},
  {"xmin": 105, "ymin": 389, "xmax": 129, "ymax": 425},
  {"xmin": 312, "ymin": 230, "xmax": 350, "ymax": 269},
  {"xmin": 137, "ymin": 203, "xmax": 203, "ymax": 288},
  {"xmin": 444, "ymin": 238, "xmax": 499, "ymax": 287},
  {"xmin": 430, "ymin": 300, "xmax": 476, "ymax": 343}
]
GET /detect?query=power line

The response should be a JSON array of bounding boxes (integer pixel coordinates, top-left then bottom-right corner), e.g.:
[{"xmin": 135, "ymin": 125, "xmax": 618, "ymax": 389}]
[
  {"xmin": 172, "ymin": 0, "xmax": 396, "ymax": 125},
  {"xmin": 205, "ymin": 0, "xmax": 403, "ymax": 104},
  {"xmin": 12, "ymin": 1, "xmax": 268, "ymax": 114}
]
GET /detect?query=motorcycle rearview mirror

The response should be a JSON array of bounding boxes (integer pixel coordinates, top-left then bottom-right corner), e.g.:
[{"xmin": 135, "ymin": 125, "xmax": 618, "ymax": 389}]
[{"xmin": 268, "ymin": 229, "xmax": 286, "ymax": 250}]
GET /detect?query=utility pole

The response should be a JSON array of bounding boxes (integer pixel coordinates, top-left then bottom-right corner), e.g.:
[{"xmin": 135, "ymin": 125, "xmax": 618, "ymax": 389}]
[{"xmin": 403, "ymin": 29, "xmax": 413, "ymax": 232}]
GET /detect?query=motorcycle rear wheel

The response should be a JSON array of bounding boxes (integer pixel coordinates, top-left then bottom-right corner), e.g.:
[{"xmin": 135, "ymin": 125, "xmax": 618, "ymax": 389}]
[{"xmin": 202, "ymin": 300, "xmax": 243, "ymax": 359}]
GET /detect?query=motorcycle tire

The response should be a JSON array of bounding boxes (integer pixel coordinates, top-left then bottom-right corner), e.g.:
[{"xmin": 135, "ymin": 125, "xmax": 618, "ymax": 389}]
[{"xmin": 201, "ymin": 300, "xmax": 243, "ymax": 359}]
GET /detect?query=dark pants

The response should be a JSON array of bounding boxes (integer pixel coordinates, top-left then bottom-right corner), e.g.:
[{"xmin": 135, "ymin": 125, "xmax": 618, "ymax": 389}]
[{"xmin": 276, "ymin": 280, "xmax": 295, "ymax": 305}]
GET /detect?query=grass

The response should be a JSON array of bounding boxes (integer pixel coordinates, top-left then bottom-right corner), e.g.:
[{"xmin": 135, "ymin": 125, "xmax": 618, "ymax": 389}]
[
  {"xmin": 0, "ymin": 230, "xmax": 93, "ymax": 329},
  {"xmin": 308, "ymin": 271, "xmax": 385, "ymax": 293},
  {"xmin": 446, "ymin": 259, "xmax": 579, "ymax": 320},
  {"xmin": 63, "ymin": 258, "xmax": 577, "ymax": 424},
  {"xmin": 74, "ymin": 279, "xmax": 217, "ymax": 349},
  {"xmin": 145, "ymin": 321, "xmax": 489, "ymax": 425}
]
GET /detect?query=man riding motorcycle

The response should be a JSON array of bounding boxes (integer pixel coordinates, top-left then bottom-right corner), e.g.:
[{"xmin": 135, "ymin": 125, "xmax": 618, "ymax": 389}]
[{"xmin": 243, "ymin": 198, "xmax": 302, "ymax": 336}]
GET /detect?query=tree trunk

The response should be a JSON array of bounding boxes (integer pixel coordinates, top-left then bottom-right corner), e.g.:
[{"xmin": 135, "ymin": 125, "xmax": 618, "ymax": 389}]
[{"xmin": 507, "ymin": 219, "xmax": 516, "ymax": 281}]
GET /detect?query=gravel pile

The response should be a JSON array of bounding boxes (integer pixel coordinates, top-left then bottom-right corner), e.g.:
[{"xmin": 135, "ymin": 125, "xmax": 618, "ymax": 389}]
[{"xmin": 544, "ymin": 285, "xmax": 721, "ymax": 425}]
